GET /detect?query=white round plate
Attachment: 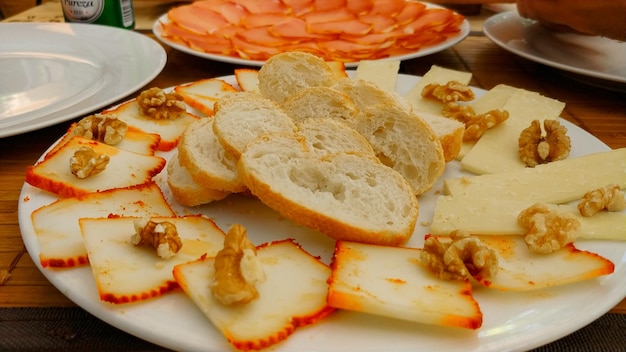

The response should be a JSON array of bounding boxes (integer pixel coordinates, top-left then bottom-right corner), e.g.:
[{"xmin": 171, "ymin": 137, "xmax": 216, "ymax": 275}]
[
  {"xmin": 0, "ymin": 23, "xmax": 167, "ymax": 138},
  {"xmin": 483, "ymin": 11, "xmax": 626, "ymax": 84},
  {"xmin": 152, "ymin": 4, "xmax": 469, "ymax": 68},
  {"xmin": 18, "ymin": 73, "xmax": 626, "ymax": 352}
]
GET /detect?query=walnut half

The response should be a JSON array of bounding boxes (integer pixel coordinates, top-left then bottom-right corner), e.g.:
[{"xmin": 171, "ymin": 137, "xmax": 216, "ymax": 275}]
[
  {"xmin": 578, "ymin": 184, "xmax": 626, "ymax": 217},
  {"xmin": 442, "ymin": 103, "xmax": 509, "ymax": 141},
  {"xmin": 73, "ymin": 114, "xmax": 127, "ymax": 145},
  {"xmin": 519, "ymin": 119, "xmax": 571, "ymax": 167},
  {"xmin": 137, "ymin": 87, "xmax": 186, "ymax": 120},
  {"xmin": 211, "ymin": 224, "xmax": 266, "ymax": 306},
  {"xmin": 131, "ymin": 218, "xmax": 183, "ymax": 259},
  {"xmin": 69, "ymin": 146, "xmax": 110, "ymax": 179},
  {"xmin": 420, "ymin": 230, "xmax": 499, "ymax": 281},
  {"xmin": 518, "ymin": 203, "xmax": 580, "ymax": 254},
  {"xmin": 421, "ymin": 81, "xmax": 475, "ymax": 103}
]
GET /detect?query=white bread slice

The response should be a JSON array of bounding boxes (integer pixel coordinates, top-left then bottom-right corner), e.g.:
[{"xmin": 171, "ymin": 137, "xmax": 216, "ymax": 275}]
[
  {"xmin": 297, "ymin": 118, "xmax": 375, "ymax": 156},
  {"xmin": 177, "ymin": 117, "xmax": 247, "ymax": 193},
  {"xmin": 173, "ymin": 238, "xmax": 334, "ymax": 351},
  {"xmin": 31, "ymin": 183, "xmax": 175, "ymax": 268},
  {"xmin": 354, "ymin": 102, "xmax": 446, "ymax": 195},
  {"xmin": 331, "ymin": 77, "xmax": 412, "ymax": 112},
  {"xmin": 80, "ymin": 215, "xmax": 226, "ymax": 304},
  {"xmin": 212, "ymin": 92, "xmax": 296, "ymax": 159},
  {"xmin": 281, "ymin": 86, "xmax": 358, "ymax": 124},
  {"xmin": 257, "ymin": 51, "xmax": 339, "ymax": 105},
  {"xmin": 25, "ymin": 136, "xmax": 166, "ymax": 198},
  {"xmin": 167, "ymin": 153, "xmax": 230, "ymax": 207},
  {"xmin": 327, "ymin": 240, "xmax": 482, "ymax": 329},
  {"xmin": 415, "ymin": 111, "xmax": 465, "ymax": 162},
  {"xmin": 238, "ymin": 133, "xmax": 419, "ymax": 246}
]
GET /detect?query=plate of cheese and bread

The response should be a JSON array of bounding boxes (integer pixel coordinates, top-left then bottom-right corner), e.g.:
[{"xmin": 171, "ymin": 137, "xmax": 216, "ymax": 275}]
[{"xmin": 18, "ymin": 52, "xmax": 626, "ymax": 351}]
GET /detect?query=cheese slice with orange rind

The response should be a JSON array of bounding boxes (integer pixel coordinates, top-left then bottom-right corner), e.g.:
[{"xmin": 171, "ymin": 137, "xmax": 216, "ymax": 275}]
[
  {"xmin": 473, "ymin": 235, "xmax": 615, "ymax": 291},
  {"xmin": 47, "ymin": 122, "xmax": 161, "ymax": 157},
  {"xmin": 327, "ymin": 240, "xmax": 483, "ymax": 330},
  {"xmin": 25, "ymin": 136, "xmax": 166, "ymax": 198},
  {"xmin": 174, "ymin": 78, "xmax": 239, "ymax": 116},
  {"xmin": 79, "ymin": 215, "xmax": 226, "ymax": 304},
  {"xmin": 234, "ymin": 68, "xmax": 260, "ymax": 92},
  {"xmin": 173, "ymin": 239, "xmax": 335, "ymax": 351},
  {"xmin": 31, "ymin": 183, "xmax": 175, "ymax": 268},
  {"xmin": 104, "ymin": 100, "xmax": 200, "ymax": 151}
]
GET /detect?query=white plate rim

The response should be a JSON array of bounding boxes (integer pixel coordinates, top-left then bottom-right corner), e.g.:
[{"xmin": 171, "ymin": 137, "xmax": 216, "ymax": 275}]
[
  {"xmin": 483, "ymin": 11, "xmax": 626, "ymax": 84},
  {"xmin": 18, "ymin": 73, "xmax": 626, "ymax": 352},
  {"xmin": 0, "ymin": 22, "xmax": 167, "ymax": 138},
  {"xmin": 151, "ymin": 3, "xmax": 470, "ymax": 68}
]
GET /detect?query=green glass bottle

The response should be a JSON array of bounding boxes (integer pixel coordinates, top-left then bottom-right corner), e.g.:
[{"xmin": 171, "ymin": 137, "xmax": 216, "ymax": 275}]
[{"xmin": 61, "ymin": 0, "xmax": 135, "ymax": 29}]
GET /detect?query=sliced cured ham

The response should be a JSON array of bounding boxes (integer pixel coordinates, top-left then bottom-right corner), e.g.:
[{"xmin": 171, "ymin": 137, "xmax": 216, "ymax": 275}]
[
  {"xmin": 160, "ymin": 0, "xmax": 466, "ymax": 63},
  {"xmin": 167, "ymin": 5, "xmax": 228, "ymax": 35},
  {"xmin": 307, "ymin": 19, "xmax": 372, "ymax": 36}
]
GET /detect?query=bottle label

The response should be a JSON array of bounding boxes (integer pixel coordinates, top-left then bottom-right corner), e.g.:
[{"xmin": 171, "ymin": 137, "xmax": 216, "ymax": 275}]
[
  {"xmin": 120, "ymin": 0, "xmax": 134, "ymax": 27},
  {"xmin": 62, "ymin": 0, "xmax": 105, "ymax": 23}
]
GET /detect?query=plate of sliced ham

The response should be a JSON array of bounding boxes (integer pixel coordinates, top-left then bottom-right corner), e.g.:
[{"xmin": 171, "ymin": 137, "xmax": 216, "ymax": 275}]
[{"xmin": 152, "ymin": 0, "xmax": 469, "ymax": 66}]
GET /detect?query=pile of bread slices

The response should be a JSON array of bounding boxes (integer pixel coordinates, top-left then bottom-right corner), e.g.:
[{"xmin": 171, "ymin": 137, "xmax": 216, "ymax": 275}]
[{"xmin": 168, "ymin": 51, "xmax": 459, "ymax": 247}]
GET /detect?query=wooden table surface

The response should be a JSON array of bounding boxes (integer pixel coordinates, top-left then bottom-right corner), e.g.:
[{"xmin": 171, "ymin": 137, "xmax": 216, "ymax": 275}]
[{"xmin": 1, "ymin": 0, "xmax": 625, "ymax": 317}]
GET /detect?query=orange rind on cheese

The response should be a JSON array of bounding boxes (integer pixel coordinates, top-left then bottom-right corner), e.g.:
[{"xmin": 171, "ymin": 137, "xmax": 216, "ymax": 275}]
[
  {"xmin": 25, "ymin": 136, "xmax": 166, "ymax": 198},
  {"xmin": 327, "ymin": 241, "xmax": 483, "ymax": 330},
  {"xmin": 173, "ymin": 238, "xmax": 335, "ymax": 351},
  {"xmin": 174, "ymin": 78, "xmax": 239, "ymax": 116},
  {"xmin": 47, "ymin": 122, "xmax": 161, "ymax": 158},
  {"xmin": 31, "ymin": 183, "xmax": 175, "ymax": 268},
  {"xmin": 79, "ymin": 215, "xmax": 225, "ymax": 304},
  {"xmin": 474, "ymin": 235, "xmax": 615, "ymax": 291},
  {"xmin": 104, "ymin": 99, "xmax": 200, "ymax": 151}
]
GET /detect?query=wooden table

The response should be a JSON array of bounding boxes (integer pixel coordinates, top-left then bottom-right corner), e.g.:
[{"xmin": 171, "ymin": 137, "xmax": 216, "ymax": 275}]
[{"xmin": 1, "ymin": 0, "xmax": 625, "ymax": 347}]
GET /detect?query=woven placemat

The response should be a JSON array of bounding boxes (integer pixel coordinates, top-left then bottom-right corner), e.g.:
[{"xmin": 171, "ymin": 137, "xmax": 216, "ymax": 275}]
[{"xmin": 1, "ymin": 307, "xmax": 625, "ymax": 351}]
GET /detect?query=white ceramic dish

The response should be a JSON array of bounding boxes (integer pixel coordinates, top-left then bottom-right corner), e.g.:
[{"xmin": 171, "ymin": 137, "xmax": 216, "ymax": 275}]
[
  {"xmin": 483, "ymin": 11, "xmax": 626, "ymax": 84},
  {"xmin": 18, "ymin": 74, "xmax": 626, "ymax": 352},
  {"xmin": 0, "ymin": 23, "xmax": 167, "ymax": 138},
  {"xmin": 152, "ymin": 5, "xmax": 470, "ymax": 68}
]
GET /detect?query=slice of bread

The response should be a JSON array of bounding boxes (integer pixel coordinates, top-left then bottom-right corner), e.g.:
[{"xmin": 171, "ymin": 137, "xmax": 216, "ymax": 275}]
[
  {"xmin": 177, "ymin": 117, "xmax": 247, "ymax": 193},
  {"xmin": 297, "ymin": 118, "xmax": 375, "ymax": 156},
  {"xmin": 281, "ymin": 86, "xmax": 358, "ymax": 124},
  {"xmin": 415, "ymin": 111, "xmax": 465, "ymax": 162},
  {"xmin": 167, "ymin": 153, "xmax": 230, "ymax": 207},
  {"xmin": 257, "ymin": 51, "xmax": 339, "ymax": 104},
  {"xmin": 212, "ymin": 92, "xmax": 296, "ymax": 159},
  {"xmin": 354, "ymin": 102, "xmax": 445, "ymax": 195},
  {"xmin": 238, "ymin": 133, "xmax": 418, "ymax": 246},
  {"xmin": 331, "ymin": 77, "xmax": 412, "ymax": 112}
]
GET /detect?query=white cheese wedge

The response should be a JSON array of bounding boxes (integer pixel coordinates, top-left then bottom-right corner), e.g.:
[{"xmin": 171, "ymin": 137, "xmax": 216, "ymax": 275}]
[
  {"xmin": 405, "ymin": 65, "xmax": 472, "ymax": 114},
  {"xmin": 455, "ymin": 84, "xmax": 520, "ymax": 160},
  {"xmin": 445, "ymin": 148, "xmax": 626, "ymax": 204},
  {"xmin": 461, "ymin": 89, "xmax": 565, "ymax": 174},
  {"xmin": 430, "ymin": 196, "xmax": 626, "ymax": 240},
  {"xmin": 327, "ymin": 241, "xmax": 483, "ymax": 329},
  {"xmin": 354, "ymin": 59, "xmax": 401, "ymax": 92}
]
